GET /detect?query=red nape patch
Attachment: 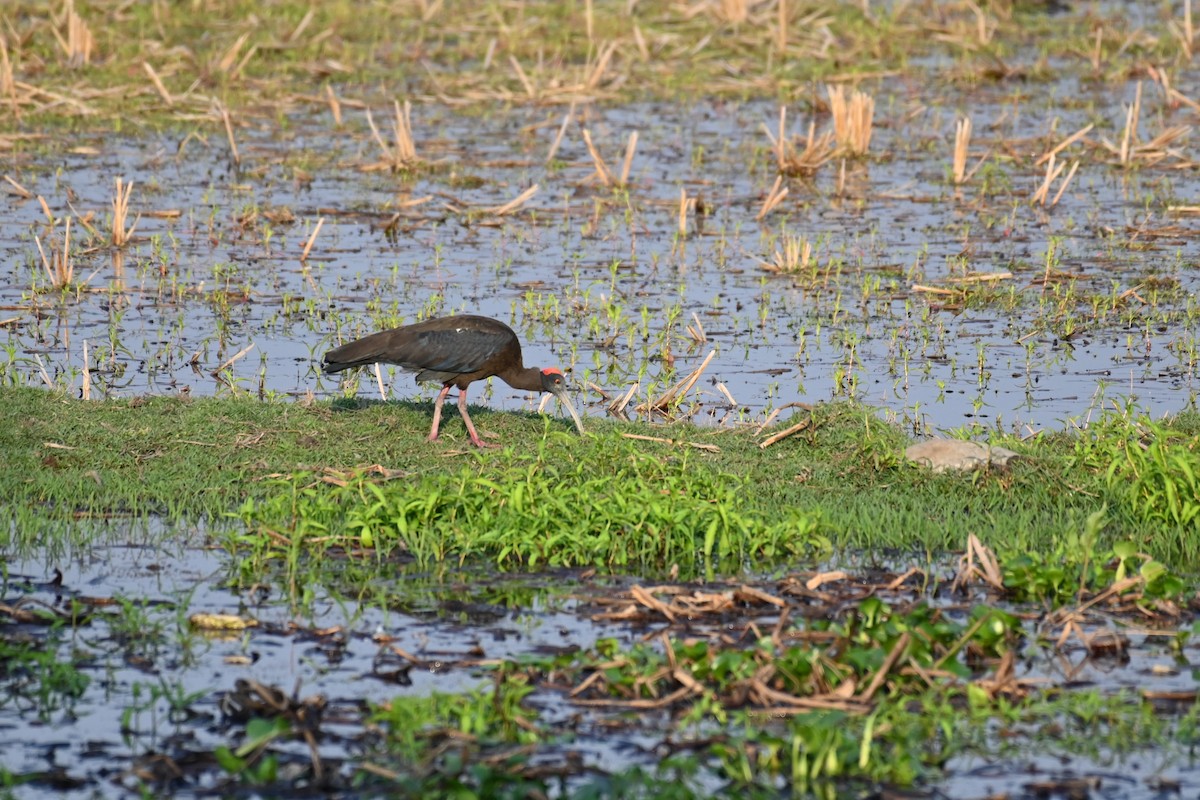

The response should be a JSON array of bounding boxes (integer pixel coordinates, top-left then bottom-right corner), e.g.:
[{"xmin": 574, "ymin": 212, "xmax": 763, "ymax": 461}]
[{"xmin": 542, "ymin": 367, "xmax": 564, "ymax": 377}]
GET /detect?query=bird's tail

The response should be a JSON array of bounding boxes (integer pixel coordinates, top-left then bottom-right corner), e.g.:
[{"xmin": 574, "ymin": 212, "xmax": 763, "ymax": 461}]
[{"xmin": 322, "ymin": 330, "xmax": 395, "ymax": 374}]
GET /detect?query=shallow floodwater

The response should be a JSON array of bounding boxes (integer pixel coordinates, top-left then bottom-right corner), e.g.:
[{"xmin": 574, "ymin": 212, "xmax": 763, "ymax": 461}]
[
  {"xmin": 1, "ymin": 544, "xmax": 634, "ymax": 798},
  {"xmin": 2, "ymin": 544, "xmax": 1197, "ymax": 799},
  {"xmin": 2, "ymin": 98, "xmax": 1198, "ymax": 433}
]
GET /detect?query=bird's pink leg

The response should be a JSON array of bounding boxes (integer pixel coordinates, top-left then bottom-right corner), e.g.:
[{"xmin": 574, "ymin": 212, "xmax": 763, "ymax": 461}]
[
  {"xmin": 458, "ymin": 387, "xmax": 494, "ymax": 448},
  {"xmin": 428, "ymin": 384, "xmax": 452, "ymax": 442}
]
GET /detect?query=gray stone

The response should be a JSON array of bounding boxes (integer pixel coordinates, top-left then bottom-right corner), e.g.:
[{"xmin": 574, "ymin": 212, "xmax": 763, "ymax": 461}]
[{"xmin": 905, "ymin": 439, "xmax": 1022, "ymax": 473}]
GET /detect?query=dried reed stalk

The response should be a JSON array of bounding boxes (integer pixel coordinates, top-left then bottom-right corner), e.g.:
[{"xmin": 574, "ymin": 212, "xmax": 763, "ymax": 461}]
[
  {"xmin": 4, "ymin": 174, "xmax": 31, "ymax": 199},
  {"xmin": 1119, "ymin": 82, "xmax": 1142, "ymax": 166},
  {"xmin": 286, "ymin": 7, "xmax": 315, "ymax": 42},
  {"xmin": 1122, "ymin": 124, "xmax": 1192, "ymax": 166},
  {"xmin": 581, "ymin": 128, "xmax": 615, "ymax": 186},
  {"xmin": 1189, "ymin": 0, "xmax": 1195, "ymax": 53},
  {"xmin": 34, "ymin": 355, "xmax": 53, "ymax": 389},
  {"xmin": 769, "ymin": 106, "xmax": 788, "ymax": 168},
  {"xmin": 509, "ymin": 54, "xmax": 536, "ymax": 99},
  {"xmin": 910, "ymin": 284, "xmax": 961, "ymax": 296},
  {"xmin": 952, "ymin": 533, "xmax": 1004, "ymax": 592},
  {"xmin": 485, "ymin": 184, "xmax": 539, "ymax": 215},
  {"xmin": 389, "ymin": 102, "xmax": 417, "ymax": 163},
  {"xmin": 952, "ymin": 117, "xmax": 971, "ymax": 184},
  {"xmin": 718, "ymin": 0, "xmax": 749, "ymax": 24},
  {"xmin": 369, "ymin": 100, "xmax": 418, "ymax": 169},
  {"xmin": 619, "ymin": 433, "xmax": 719, "ymax": 453},
  {"xmin": 763, "ymin": 107, "xmax": 836, "ymax": 176},
  {"xmin": 325, "ymin": 85, "xmax": 342, "ymax": 126},
  {"xmin": 210, "ymin": 342, "xmax": 255, "ymax": 377},
  {"xmin": 716, "ymin": 382, "xmax": 736, "ymax": 407},
  {"xmin": 220, "ymin": 105, "xmax": 240, "ymax": 166},
  {"xmin": 638, "ymin": 350, "xmax": 716, "ymax": 414},
  {"xmin": 1031, "ymin": 154, "xmax": 1064, "ymax": 206},
  {"xmin": 607, "ymin": 381, "xmax": 638, "ymax": 416},
  {"xmin": 762, "ymin": 233, "xmax": 813, "ymax": 274},
  {"xmin": 1049, "ymin": 161, "xmax": 1079, "ymax": 207},
  {"xmin": 632, "ymin": 23, "xmax": 649, "ymax": 60},
  {"xmin": 619, "ymin": 131, "xmax": 638, "ymax": 184},
  {"xmin": 416, "ymin": 0, "xmax": 444, "ymax": 21},
  {"xmin": 216, "ymin": 31, "xmax": 252, "ymax": 76},
  {"xmin": 0, "ymin": 36, "xmax": 14, "ymax": 100},
  {"xmin": 828, "ymin": 85, "xmax": 874, "ymax": 155},
  {"xmin": 35, "ymin": 217, "xmax": 74, "ymax": 288},
  {"xmin": 776, "ymin": 0, "xmax": 788, "ymax": 52},
  {"xmin": 793, "ymin": 122, "xmax": 838, "ymax": 171},
  {"xmin": 944, "ymin": 272, "xmax": 1013, "ymax": 284},
  {"xmin": 142, "ymin": 62, "xmax": 172, "ymax": 106},
  {"xmin": 56, "ymin": 0, "xmax": 94, "ymax": 68},
  {"xmin": 300, "ymin": 217, "xmax": 324, "ymax": 261},
  {"xmin": 756, "ymin": 175, "xmax": 789, "ymax": 220},
  {"xmin": 546, "ymin": 104, "xmax": 575, "ymax": 163},
  {"xmin": 38, "ymin": 196, "xmax": 54, "ymax": 224},
  {"xmin": 111, "ymin": 177, "xmax": 139, "ymax": 247},
  {"xmin": 1096, "ymin": 84, "xmax": 1192, "ymax": 167},
  {"xmin": 68, "ymin": 199, "xmax": 98, "ymax": 238},
  {"xmin": 759, "ymin": 417, "xmax": 811, "ymax": 449},
  {"xmin": 1172, "ymin": 0, "xmax": 1195, "ymax": 59},
  {"xmin": 677, "ymin": 187, "xmax": 696, "ymax": 237},
  {"xmin": 81, "ymin": 339, "xmax": 91, "ymax": 400},
  {"xmin": 755, "ymin": 408, "xmax": 781, "ymax": 434},
  {"xmin": 972, "ymin": 4, "xmax": 995, "ymax": 45},
  {"xmin": 584, "ymin": 41, "xmax": 617, "ymax": 91},
  {"xmin": 1035, "ymin": 123, "xmax": 1093, "ymax": 166},
  {"xmin": 686, "ymin": 312, "xmax": 706, "ymax": 343}
]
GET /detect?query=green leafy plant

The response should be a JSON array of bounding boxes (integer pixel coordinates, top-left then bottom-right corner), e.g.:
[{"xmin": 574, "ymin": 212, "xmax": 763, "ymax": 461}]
[
  {"xmin": 1111, "ymin": 427, "xmax": 1200, "ymax": 531},
  {"xmin": 0, "ymin": 631, "xmax": 90, "ymax": 721},
  {"xmin": 214, "ymin": 717, "xmax": 290, "ymax": 784},
  {"xmin": 229, "ymin": 438, "xmax": 829, "ymax": 581}
]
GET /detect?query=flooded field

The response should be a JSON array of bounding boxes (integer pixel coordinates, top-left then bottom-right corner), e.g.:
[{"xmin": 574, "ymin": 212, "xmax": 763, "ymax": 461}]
[
  {"xmin": 3, "ymin": 1, "xmax": 1200, "ymax": 797},
  {"xmin": 3, "ymin": 97, "xmax": 1198, "ymax": 432},
  {"xmin": 3, "ymin": 544, "xmax": 1197, "ymax": 799},
  {"xmin": 1, "ymin": 544, "xmax": 623, "ymax": 797}
]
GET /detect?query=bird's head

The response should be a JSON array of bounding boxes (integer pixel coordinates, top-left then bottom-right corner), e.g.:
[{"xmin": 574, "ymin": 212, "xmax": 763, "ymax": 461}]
[
  {"xmin": 540, "ymin": 368, "xmax": 585, "ymax": 435},
  {"xmin": 540, "ymin": 367, "xmax": 568, "ymax": 395}
]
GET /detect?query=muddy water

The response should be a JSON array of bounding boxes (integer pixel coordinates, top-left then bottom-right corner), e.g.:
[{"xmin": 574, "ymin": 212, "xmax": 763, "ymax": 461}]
[
  {"xmin": 1, "ymin": 544, "xmax": 636, "ymax": 797},
  {"xmin": 2, "ymin": 99, "xmax": 1197, "ymax": 432},
  {"xmin": 2, "ymin": 544, "xmax": 1197, "ymax": 798}
]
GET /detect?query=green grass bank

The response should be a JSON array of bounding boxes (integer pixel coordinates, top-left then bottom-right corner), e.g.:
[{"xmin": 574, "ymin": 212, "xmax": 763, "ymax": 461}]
[{"xmin": 3, "ymin": 386, "xmax": 1198, "ymax": 572}]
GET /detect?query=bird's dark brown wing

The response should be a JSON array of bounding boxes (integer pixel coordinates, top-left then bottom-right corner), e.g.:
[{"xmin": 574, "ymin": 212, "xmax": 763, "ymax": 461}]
[
  {"xmin": 404, "ymin": 327, "xmax": 514, "ymax": 382},
  {"xmin": 323, "ymin": 319, "xmax": 518, "ymax": 383}
]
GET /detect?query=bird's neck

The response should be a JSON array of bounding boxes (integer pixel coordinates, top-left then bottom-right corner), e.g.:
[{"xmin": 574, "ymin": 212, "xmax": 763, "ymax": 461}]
[{"xmin": 501, "ymin": 365, "xmax": 544, "ymax": 392}]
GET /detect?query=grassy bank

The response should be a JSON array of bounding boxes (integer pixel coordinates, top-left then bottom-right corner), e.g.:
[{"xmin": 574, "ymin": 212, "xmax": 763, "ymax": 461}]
[{"xmin": 3, "ymin": 385, "xmax": 1198, "ymax": 570}]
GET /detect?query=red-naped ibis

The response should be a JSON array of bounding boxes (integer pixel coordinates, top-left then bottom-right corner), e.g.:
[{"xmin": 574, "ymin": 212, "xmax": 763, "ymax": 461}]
[{"xmin": 322, "ymin": 314, "xmax": 585, "ymax": 448}]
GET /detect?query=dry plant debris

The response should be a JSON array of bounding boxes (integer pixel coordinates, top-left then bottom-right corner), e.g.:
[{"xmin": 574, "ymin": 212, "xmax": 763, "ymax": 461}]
[
  {"xmin": 764, "ymin": 106, "xmax": 837, "ymax": 177},
  {"xmin": 827, "ymin": 85, "xmax": 874, "ymax": 156}
]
